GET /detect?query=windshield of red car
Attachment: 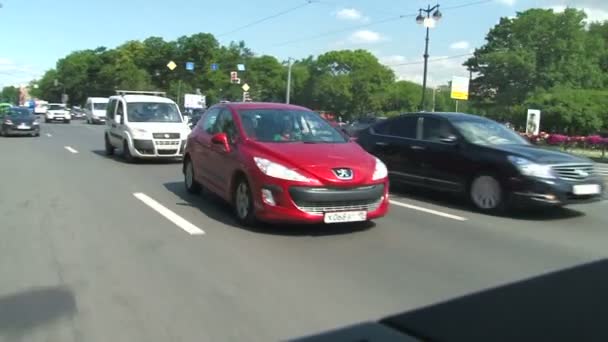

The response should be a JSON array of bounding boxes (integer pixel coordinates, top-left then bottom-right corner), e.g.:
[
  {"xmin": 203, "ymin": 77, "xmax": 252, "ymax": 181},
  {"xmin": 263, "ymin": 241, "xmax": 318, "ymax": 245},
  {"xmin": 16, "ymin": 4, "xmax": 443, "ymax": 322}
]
[{"xmin": 238, "ymin": 109, "xmax": 347, "ymax": 143}]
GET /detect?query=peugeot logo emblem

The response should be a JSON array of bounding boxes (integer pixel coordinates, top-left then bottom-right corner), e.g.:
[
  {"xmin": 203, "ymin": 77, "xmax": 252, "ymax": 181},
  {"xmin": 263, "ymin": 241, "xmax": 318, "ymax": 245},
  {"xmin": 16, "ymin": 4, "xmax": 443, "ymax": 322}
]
[
  {"xmin": 164, "ymin": 134, "xmax": 170, "ymax": 139},
  {"xmin": 333, "ymin": 168, "xmax": 353, "ymax": 180}
]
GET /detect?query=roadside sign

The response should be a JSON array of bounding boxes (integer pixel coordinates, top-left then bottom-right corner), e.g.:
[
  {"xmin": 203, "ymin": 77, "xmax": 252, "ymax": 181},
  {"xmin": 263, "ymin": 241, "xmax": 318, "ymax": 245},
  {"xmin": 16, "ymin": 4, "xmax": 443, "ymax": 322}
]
[
  {"xmin": 450, "ymin": 76, "xmax": 469, "ymax": 100},
  {"xmin": 185, "ymin": 62, "xmax": 195, "ymax": 71},
  {"xmin": 242, "ymin": 83, "xmax": 250, "ymax": 92},
  {"xmin": 211, "ymin": 63, "xmax": 219, "ymax": 71},
  {"xmin": 167, "ymin": 61, "xmax": 177, "ymax": 71},
  {"xmin": 237, "ymin": 64, "xmax": 246, "ymax": 71},
  {"xmin": 526, "ymin": 109, "xmax": 541, "ymax": 136},
  {"xmin": 230, "ymin": 71, "xmax": 238, "ymax": 81},
  {"xmin": 184, "ymin": 94, "xmax": 206, "ymax": 109}
]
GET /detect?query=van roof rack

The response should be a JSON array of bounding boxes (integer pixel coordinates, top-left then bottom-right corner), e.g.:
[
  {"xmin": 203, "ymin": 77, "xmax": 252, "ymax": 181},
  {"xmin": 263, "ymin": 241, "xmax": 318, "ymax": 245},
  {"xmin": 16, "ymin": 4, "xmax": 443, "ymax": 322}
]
[{"xmin": 115, "ymin": 90, "xmax": 167, "ymax": 97}]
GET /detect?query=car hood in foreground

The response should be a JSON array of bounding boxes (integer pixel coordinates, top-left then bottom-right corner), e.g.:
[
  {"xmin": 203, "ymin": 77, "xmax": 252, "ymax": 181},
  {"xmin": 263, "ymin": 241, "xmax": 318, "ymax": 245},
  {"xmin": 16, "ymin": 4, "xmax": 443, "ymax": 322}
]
[
  {"xmin": 490, "ymin": 144, "xmax": 591, "ymax": 164},
  {"xmin": 249, "ymin": 141, "xmax": 378, "ymax": 183}
]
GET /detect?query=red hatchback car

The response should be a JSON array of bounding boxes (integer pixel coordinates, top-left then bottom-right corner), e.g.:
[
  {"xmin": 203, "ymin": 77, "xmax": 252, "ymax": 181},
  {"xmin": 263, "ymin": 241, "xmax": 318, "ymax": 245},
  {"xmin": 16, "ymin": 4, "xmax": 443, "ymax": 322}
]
[{"xmin": 182, "ymin": 102, "xmax": 390, "ymax": 225}]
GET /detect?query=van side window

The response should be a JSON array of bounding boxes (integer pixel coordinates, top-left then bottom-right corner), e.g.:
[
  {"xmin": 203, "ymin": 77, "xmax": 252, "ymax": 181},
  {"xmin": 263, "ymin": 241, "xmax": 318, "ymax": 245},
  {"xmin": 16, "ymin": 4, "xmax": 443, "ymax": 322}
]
[
  {"xmin": 116, "ymin": 101, "xmax": 124, "ymax": 116},
  {"xmin": 106, "ymin": 100, "xmax": 116, "ymax": 119}
]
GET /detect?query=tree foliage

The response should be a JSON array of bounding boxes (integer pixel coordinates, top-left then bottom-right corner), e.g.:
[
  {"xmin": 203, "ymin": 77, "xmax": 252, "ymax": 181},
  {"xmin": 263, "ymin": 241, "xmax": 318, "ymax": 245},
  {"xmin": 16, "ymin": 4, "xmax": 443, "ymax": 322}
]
[
  {"xmin": 30, "ymin": 34, "xmax": 437, "ymax": 121},
  {"xmin": 466, "ymin": 8, "xmax": 608, "ymax": 132}
]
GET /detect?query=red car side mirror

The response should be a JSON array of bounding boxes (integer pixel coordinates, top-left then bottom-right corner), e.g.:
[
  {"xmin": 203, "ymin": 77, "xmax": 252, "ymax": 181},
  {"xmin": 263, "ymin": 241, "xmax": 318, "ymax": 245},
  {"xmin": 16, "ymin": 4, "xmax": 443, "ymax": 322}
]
[{"xmin": 211, "ymin": 132, "xmax": 231, "ymax": 152}]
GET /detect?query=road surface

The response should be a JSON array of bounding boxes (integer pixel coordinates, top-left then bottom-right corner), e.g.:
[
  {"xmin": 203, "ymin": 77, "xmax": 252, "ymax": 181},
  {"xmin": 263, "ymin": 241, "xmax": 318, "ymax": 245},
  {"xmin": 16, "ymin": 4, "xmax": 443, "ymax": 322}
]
[{"xmin": 1, "ymin": 122, "xmax": 607, "ymax": 342}]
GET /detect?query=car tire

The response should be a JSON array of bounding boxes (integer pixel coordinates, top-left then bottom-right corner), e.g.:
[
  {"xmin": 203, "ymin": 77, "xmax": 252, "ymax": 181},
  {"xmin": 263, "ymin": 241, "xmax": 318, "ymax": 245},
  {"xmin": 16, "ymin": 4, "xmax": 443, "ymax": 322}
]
[
  {"xmin": 469, "ymin": 173, "xmax": 506, "ymax": 214},
  {"xmin": 105, "ymin": 134, "xmax": 115, "ymax": 156},
  {"xmin": 184, "ymin": 158, "xmax": 202, "ymax": 194},
  {"xmin": 64, "ymin": 120, "xmax": 70, "ymax": 124},
  {"xmin": 45, "ymin": 119, "xmax": 50, "ymax": 123},
  {"xmin": 233, "ymin": 177, "xmax": 257, "ymax": 226},
  {"xmin": 123, "ymin": 140, "xmax": 134, "ymax": 163}
]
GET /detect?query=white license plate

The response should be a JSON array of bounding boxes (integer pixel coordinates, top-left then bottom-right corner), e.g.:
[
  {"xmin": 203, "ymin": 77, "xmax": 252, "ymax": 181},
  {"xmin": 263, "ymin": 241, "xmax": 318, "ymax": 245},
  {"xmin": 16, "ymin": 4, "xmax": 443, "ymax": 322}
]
[
  {"xmin": 573, "ymin": 184, "xmax": 601, "ymax": 195},
  {"xmin": 324, "ymin": 211, "xmax": 367, "ymax": 224},
  {"xmin": 18, "ymin": 124, "xmax": 30, "ymax": 129}
]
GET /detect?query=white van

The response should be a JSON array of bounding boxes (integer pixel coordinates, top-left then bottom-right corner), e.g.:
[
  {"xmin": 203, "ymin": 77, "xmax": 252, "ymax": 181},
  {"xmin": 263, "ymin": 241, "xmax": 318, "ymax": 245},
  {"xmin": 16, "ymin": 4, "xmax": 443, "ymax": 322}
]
[
  {"xmin": 103, "ymin": 90, "xmax": 191, "ymax": 161},
  {"xmin": 84, "ymin": 97, "xmax": 109, "ymax": 124}
]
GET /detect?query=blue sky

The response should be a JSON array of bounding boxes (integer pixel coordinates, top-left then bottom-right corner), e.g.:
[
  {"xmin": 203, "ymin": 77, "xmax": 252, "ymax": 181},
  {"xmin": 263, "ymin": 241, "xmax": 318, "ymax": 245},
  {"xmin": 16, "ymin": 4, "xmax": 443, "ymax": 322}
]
[{"xmin": 1, "ymin": 0, "xmax": 606, "ymax": 88}]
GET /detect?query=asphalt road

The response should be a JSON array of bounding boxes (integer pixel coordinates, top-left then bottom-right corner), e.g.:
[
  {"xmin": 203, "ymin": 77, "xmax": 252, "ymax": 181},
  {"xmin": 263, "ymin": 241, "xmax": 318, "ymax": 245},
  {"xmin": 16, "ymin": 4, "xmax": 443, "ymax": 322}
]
[{"xmin": 1, "ymin": 121, "xmax": 607, "ymax": 342}]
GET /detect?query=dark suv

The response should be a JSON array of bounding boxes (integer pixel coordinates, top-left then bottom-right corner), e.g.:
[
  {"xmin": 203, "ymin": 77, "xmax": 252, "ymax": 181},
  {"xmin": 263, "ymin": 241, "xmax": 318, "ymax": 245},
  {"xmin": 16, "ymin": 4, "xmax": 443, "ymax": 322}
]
[{"xmin": 357, "ymin": 112, "xmax": 605, "ymax": 213}]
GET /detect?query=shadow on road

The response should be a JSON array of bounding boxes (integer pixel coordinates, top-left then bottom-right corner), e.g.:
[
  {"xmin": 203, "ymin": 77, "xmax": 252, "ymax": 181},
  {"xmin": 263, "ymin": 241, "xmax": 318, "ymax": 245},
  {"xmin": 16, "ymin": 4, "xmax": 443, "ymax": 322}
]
[
  {"xmin": 293, "ymin": 258, "xmax": 608, "ymax": 342},
  {"xmin": 0, "ymin": 286, "xmax": 77, "ymax": 338},
  {"xmin": 163, "ymin": 181, "xmax": 375, "ymax": 236},
  {"xmin": 391, "ymin": 183, "xmax": 585, "ymax": 221},
  {"xmin": 91, "ymin": 150, "xmax": 181, "ymax": 165}
]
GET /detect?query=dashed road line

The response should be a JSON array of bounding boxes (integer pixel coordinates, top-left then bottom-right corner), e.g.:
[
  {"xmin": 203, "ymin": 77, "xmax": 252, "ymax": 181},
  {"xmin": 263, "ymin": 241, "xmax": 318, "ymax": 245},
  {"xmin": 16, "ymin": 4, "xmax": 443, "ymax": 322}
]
[
  {"xmin": 46, "ymin": 133, "xmax": 52, "ymax": 137},
  {"xmin": 64, "ymin": 146, "xmax": 79, "ymax": 154},
  {"xmin": 133, "ymin": 192, "xmax": 205, "ymax": 236},
  {"xmin": 390, "ymin": 199, "xmax": 468, "ymax": 221}
]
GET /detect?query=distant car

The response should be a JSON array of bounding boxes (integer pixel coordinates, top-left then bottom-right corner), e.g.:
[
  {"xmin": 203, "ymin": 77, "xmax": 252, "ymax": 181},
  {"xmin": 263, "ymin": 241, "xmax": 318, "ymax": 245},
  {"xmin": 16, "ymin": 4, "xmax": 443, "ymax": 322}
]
[
  {"xmin": 345, "ymin": 117, "xmax": 387, "ymax": 137},
  {"xmin": 70, "ymin": 106, "xmax": 85, "ymax": 119},
  {"xmin": 85, "ymin": 97, "xmax": 109, "ymax": 124},
  {"xmin": 183, "ymin": 102, "xmax": 389, "ymax": 226},
  {"xmin": 0, "ymin": 107, "xmax": 40, "ymax": 137},
  {"xmin": 356, "ymin": 112, "xmax": 605, "ymax": 213},
  {"xmin": 187, "ymin": 108, "xmax": 206, "ymax": 129},
  {"xmin": 45, "ymin": 103, "xmax": 71, "ymax": 123}
]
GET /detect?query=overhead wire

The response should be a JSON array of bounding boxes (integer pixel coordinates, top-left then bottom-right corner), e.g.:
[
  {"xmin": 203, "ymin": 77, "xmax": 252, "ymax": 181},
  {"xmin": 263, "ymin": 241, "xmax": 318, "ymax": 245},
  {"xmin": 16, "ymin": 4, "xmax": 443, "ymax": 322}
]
[
  {"xmin": 269, "ymin": 0, "xmax": 493, "ymax": 47},
  {"xmin": 216, "ymin": 0, "xmax": 318, "ymax": 38}
]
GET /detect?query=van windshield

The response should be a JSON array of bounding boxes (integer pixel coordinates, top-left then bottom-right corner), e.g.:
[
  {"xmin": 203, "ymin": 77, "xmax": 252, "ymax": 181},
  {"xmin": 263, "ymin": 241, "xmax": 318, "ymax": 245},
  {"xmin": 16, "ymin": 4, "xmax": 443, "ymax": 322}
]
[
  {"xmin": 93, "ymin": 103, "xmax": 107, "ymax": 110},
  {"xmin": 127, "ymin": 102, "xmax": 182, "ymax": 123}
]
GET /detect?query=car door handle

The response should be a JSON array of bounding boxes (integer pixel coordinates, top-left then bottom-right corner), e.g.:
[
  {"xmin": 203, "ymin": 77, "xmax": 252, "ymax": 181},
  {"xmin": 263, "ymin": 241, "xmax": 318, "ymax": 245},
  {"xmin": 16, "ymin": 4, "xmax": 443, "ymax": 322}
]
[
  {"xmin": 375, "ymin": 142, "xmax": 388, "ymax": 146},
  {"xmin": 411, "ymin": 145, "xmax": 426, "ymax": 150}
]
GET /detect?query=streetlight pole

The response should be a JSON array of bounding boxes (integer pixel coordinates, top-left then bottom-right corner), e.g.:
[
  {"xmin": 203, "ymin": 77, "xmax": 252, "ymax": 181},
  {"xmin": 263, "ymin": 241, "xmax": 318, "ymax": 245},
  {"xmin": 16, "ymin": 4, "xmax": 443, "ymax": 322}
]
[
  {"xmin": 416, "ymin": 4, "xmax": 442, "ymax": 111},
  {"xmin": 286, "ymin": 57, "xmax": 294, "ymax": 104}
]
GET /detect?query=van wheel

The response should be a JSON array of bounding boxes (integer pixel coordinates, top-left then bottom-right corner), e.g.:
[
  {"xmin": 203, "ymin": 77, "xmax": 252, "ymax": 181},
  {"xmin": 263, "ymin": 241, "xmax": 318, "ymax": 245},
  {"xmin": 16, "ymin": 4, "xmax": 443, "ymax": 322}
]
[
  {"xmin": 233, "ymin": 177, "xmax": 257, "ymax": 226},
  {"xmin": 184, "ymin": 158, "xmax": 202, "ymax": 194},
  {"xmin": 105, "ymin": 135, "xmax": 114, "ymax": 156},
  {"xmin": 469, "ymin": 173, "xmax": 506, "ymax": 214},
  {"xmin": 123, "ymin": 140, "xmax": 134, "ymax": 163}
]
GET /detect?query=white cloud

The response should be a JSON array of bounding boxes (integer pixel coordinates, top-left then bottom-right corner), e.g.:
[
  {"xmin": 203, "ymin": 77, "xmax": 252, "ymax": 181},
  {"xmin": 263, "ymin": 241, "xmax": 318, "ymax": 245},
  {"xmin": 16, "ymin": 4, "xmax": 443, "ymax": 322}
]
[
  {"xmin": 0, "ymin": 58, "xmax": 41, "ymax": 88},
  {"xmin": 335, "ymin": 8, "xmax": 369, "ymax": 22},
  {"xmin": 336, "ymin": 8, "xmax": 366, "ymax": 21},
  {"xmin": 548, "ymin": 5, "xmax": 608, "ymax": 23},
  {"xmin": 450, "ymin": 41, "xmax": 470, "ymax": 50},
  {"xmin": 379, "ymin": 54, "xmax": 470, "ymax": 87},
  {"xmin": 348, "ymin": 30, "xmax": 386, "ymax": 44}
]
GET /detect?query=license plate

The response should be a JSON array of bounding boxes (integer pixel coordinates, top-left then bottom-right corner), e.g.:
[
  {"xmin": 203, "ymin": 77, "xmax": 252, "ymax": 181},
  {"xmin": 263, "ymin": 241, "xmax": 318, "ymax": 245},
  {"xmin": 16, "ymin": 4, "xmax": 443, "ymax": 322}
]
[
  {"xmin": 573, "ymin": 184, "xmax": 601, "ymax": 195},
  {"xmin": 18, "ymin": 124, "xmax": 30, "ymax": 129},
  {"xmin": 324, "ymin": 211, "xmax": 367, "ymax": 224}
]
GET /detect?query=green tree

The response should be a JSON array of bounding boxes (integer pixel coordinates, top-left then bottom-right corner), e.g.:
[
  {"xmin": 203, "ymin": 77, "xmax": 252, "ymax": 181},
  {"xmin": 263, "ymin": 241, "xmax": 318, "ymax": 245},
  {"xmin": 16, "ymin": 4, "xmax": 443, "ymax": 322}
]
[
  {"xmin": 0, "ymin": 86, "xmax": 19, "ymax": 104},
  {"xmin": 465, "ymin": 8, "xmax": 607, "ymax": 114},
  {"xmin": 308, "ymin": 50, "xmax": 394, "ymax": 119}
]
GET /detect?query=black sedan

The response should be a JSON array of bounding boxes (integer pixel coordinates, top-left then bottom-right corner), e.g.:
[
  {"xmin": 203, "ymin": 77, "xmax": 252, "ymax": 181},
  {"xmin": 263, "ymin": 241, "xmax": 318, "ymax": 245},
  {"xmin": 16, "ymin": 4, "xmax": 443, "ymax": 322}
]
[
  {"xmin": 356, "ymin": 112, "xmax": 605, "ymax": 213},
  {"xmin": 0, "ymin": 107, "xmax": 41, "ymax": 137}
]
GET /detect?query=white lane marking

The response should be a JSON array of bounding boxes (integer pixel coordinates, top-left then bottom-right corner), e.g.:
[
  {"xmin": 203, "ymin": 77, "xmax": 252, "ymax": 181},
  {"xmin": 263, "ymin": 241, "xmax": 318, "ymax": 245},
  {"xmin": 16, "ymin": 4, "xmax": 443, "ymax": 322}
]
[
  {"xmin": 133, "ymin": 192, "xmax": 205, "ymax": 236},
  {"xmin": 390, "ymin": 199, "xmax": 468, "ymax": 221},
  {"xmin": 64, "ymin": 146, "xmax": 79, "ymax": 154},
  {"xmin": 46, "ymin": 133, "xmax": 52, "ymax": 137}
]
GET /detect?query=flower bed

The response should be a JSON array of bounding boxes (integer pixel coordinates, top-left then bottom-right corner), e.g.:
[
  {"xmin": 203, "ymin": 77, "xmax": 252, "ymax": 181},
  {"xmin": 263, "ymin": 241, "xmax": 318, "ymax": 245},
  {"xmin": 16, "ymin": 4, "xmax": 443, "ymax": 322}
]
[{"xmin": 519, "ymin": 132, "xmax": 608, "ymax": 160}]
